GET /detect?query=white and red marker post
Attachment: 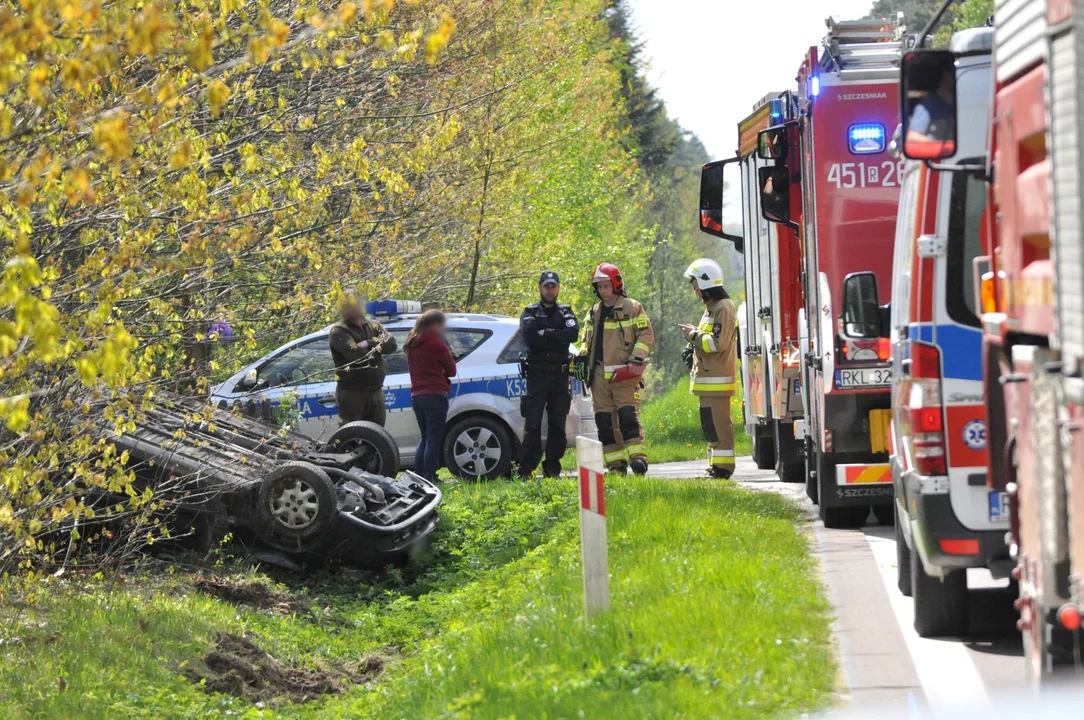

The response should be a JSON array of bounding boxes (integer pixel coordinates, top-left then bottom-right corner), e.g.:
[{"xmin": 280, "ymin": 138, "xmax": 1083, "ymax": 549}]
[{"xmin": 576, "ymin": 436, "xmax": 609, "ymax": 618}]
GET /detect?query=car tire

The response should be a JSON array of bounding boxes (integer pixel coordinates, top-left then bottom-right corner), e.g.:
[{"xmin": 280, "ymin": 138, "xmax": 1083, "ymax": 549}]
[
  {"xmin": 872, "ymin": 503, "xmax": 893, "ymax": 526},
  {"xmin": 910, "ymin": 538, "xmax": 969, "ymax": 637},
  {"xmin": 323, "ymin": 421, "xmax": 399, "ymax": 477},
  {"xmin": 443, "ymin": 415, "xmax": 514, "ymax": 480},
  {"xmin": 752, "ymin": 426, "xmax": 776, "ymax": 470},
  {"xmin": 895, "ymin": 502, "xmax": 912, "ymax": 597},
  {"xmin": 257, "ymin": 461, "xmax": 337, "ymax": 545}
]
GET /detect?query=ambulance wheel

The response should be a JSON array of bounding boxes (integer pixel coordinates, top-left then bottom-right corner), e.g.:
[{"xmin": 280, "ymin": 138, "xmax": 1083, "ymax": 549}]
[
  {"xmin": 895, "ymin": 503, "xmax": 912, "ymax": 597},
  {"xmin": 752, "ymin": 426, "xmax": 776, "ymax": 470},
  {"xmin": 872, "ymin": 503, "xmax": 894, "ymax": 526},
  {"xmin": 444, "ymin": 414, "xmax": 514, "ymax": 480},
  {"xmin": 911, "ymin": 543, "xmax": 969, "ymax": 637}
]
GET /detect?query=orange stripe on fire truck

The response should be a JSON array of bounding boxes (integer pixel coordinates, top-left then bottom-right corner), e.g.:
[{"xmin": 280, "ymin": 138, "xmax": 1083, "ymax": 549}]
[{"xmin": 839, "ymin": 464, "xmax": 892, "ymax": 484}]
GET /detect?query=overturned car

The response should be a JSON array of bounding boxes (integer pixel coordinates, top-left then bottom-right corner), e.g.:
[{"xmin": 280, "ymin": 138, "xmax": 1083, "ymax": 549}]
[{"xmin": 99, "ymin": 398, "xmax": 441, "ymax": 567}]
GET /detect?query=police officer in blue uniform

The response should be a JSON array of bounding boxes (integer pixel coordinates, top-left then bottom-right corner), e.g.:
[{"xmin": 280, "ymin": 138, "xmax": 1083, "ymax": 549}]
[{"xmin": 517, "ymin": 271, "xmax": 579, "ymax": 478}]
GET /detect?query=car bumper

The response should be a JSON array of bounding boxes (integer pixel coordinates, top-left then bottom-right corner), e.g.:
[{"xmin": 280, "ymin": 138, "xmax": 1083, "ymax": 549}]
[
  {"xmin": 905, "ymin": 478, "xmax": 1011, "ymax": 577},
  {"xmin": 318, "ymin": 471, "xmax": 442, "ymax": 565}
]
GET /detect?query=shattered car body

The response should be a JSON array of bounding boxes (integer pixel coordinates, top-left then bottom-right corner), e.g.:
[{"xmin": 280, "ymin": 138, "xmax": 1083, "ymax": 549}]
[{"xmin": 100, "ymin": 399, "xmax": 441, "ymax": 566}]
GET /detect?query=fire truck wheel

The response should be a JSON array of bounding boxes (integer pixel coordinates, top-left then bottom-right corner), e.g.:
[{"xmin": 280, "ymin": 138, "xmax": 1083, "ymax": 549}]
[
  {"xmin": 819, "ymin": 504, "xmax": 868, "ymax": 529},
  {"xmin": 871, "ymin": 503, "xmax": 893, "ymax": 526},
  {"xmin": 910, "ymin": 543, "xmax": 968, "ymax": 638},
  {"xmin": 752, "ymin": 427, "xmax": 776, "ymax": 470},
  {"xmin": 805, "ymin": 447, "xmax": 818, "ymax": 504},
  {"xmin": 895, "ymin": 503, "xmax": 912, "ymax": 597}
]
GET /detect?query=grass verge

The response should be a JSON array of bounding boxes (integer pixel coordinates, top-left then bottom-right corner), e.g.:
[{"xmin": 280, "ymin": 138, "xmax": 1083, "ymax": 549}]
[
  {"xmin": 640, "ymin": 377, "xmax": 751, "ymax": 464},
  {"xmin": 0, "ymin": 477, "xmax": 832, "ymax": 719}
]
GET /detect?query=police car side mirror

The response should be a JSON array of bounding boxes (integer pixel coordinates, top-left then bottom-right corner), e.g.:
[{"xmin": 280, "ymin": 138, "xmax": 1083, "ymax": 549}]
[
  {"xmin": 758, "ymin": 165, "xmax": 791, "ymax": 226},
  {"xmin": 900, "ymin": 49, "xmax": 958, "ymax": 160},
  {"xmin": 841, "ymin": 272, "xmax": 885, "ymax": 339},
  {"xmin": 699, "ymin": 157, "xmax": 743, "ymax": 247},
  {"xmin": 239, "ymin": 368, "xmax": 267, "ymax": 391}
]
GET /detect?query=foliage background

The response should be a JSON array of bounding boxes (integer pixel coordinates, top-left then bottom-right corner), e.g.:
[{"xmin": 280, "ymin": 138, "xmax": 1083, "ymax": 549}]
[{"xmin": 0, "ymin": 0, "xmax": 729, "ymax": 568}]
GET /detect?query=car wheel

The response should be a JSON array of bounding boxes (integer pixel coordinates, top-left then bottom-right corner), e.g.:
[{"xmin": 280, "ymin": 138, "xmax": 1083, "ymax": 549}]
[
  {"xmin": 444, "ymin": 415, "xmax": 514, "ymax": 480},
  {"xmin": 323, "ymin": 421, "xmax": 399, "ymax": 477},
  {"xmin": 895, "ymin": 502, "xmax": 912, "ymax": 597},
  {"xmin": 257, "ymin": 461, "xmax": 337, "ymax": 545},
  {"xmin": 910, "ymin": 537, "xmax": 968, "ymax": 637}
]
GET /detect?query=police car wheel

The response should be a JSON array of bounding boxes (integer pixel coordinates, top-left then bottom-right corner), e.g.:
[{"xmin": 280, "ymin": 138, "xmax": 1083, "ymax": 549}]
[
  {"xmin": 443, "ymin": 415, "xmax": 514, "ymax": 480},
  {"xmin": 323, "ymin": 421, "xmax": 399, "ymax": 477},
  {"xmin": 257, "ymin": 461, "xmax": 337, "ymax": 543}
]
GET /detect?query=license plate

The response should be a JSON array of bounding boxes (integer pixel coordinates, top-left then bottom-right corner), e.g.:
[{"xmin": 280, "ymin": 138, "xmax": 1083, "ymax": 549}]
[
  {"xmin": 989, "ymin": 491, "xmax": 1009, "ymax": 523},
  {"xmin": 835, "ymin": 367, "xmax": 892, "ymax": 389}
]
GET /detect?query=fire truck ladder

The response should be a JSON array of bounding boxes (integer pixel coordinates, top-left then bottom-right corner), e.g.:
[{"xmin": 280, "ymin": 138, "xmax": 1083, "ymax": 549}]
[{"xmin": 820, "ymin": 16, "xmax": 905, "ymax": 80}]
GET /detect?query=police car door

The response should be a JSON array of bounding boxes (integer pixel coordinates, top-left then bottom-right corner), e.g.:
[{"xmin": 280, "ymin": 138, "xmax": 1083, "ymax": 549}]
[
  {"xmin": 380, "ymin": 330, "xmax": 418, "ymax": 460},
  {"xmin": 250, "ymin": 337, "xmax": 338, "ymax": 442}
]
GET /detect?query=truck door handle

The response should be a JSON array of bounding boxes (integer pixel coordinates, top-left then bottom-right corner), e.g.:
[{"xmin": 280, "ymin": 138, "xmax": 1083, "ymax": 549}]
[
  {"xmin": 901, "ymin": 359, "xmax": 912, "ymax": 376},
  {"xmin": 319, "ymin": 394, "xmax": 337, "ymax": 407}
]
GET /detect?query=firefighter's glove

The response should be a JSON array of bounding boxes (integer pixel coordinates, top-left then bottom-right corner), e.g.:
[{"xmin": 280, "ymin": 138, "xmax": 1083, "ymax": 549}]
[
  {"xmin": 682, "ymin": 343, "xmax": 694, "ymax": 370},
  {"xmin": 572, "ymin": 356, "xmax": 589, "ymax": 382}
]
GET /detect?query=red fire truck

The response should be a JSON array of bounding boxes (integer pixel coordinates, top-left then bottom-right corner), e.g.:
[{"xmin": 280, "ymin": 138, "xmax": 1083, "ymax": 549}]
[
  {"xmin": 699, "ymin": 92, "xmax": 806, "ymax": 484},
  {"xmin": 900, "ymin": 0, "xmax": 1084, "ymax": 680},
  {"xmin": 701, "ymin": 17, "xmax": 904, "ymax": 527}
]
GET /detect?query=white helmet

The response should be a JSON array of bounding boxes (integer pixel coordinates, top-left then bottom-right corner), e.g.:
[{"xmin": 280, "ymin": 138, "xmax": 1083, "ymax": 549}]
[{"xmin": 683, "ymin": 259, "xmax": 725, "ymax": 290}]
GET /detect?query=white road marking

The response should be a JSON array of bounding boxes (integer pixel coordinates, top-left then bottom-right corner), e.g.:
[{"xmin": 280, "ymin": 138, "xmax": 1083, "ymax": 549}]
[{"xmin": 865, "ymin": 530, "xmax": 990, "ymax": 712}]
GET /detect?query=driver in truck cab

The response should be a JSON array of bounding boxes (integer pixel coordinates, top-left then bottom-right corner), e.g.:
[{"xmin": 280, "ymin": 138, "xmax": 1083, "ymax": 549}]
[
  {"xmin": 679, "ymin": 259, "xmax": 737, "ymax": 479},
  {"xmin": 578, "ymin": 263, "xmax": 654, "ymax": 475},
  {"xmin": 328, "ymin": 289, "xmax": 397, "ymax": 427}
]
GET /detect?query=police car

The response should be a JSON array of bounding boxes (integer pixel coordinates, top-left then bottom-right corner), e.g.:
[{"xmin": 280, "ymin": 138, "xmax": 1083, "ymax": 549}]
[{"xmin": 210, "ymin": 301, "xmax": 594, "ymax": 479}]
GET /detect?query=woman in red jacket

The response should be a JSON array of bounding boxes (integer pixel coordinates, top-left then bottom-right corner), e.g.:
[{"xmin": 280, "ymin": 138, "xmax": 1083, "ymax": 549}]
[{"xmin": 404, "ymin": 310, "xmax": 457, "ymax": 481}]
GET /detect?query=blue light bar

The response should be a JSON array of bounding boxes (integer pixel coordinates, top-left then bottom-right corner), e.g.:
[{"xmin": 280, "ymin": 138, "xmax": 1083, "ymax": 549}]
[
  {"xmin": 366, "ymin": 299, "xmax": 422, "ymax": 316},
  {"xmin": 769, "ymin": 97, "xmax": 783, "ymax": 120},
  {"xmin": 810, "ymin": 76, "xmax": 820, "ymax": 97},
  {"xmin": 848, "ymin": 123, "xmax": 886, "ymax": 155}
]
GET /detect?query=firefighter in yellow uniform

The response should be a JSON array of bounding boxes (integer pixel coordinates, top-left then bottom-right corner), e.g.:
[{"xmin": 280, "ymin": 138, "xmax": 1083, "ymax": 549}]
[
  {"xmin": 577, "ymin": 263, "xmax": 654, "ymax": 475},
  {"xmin": 679, "ymin": 259, "xmax": 737, "ymax": 478}
]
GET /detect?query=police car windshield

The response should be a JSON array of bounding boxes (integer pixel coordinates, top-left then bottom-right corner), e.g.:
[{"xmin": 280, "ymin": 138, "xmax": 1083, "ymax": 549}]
[{"xmin": 945, "ymin": 158, "xmax": 985, "ymax": 328}]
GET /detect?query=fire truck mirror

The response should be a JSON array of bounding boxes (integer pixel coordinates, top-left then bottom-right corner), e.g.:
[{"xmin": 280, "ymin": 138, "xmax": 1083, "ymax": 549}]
[
  {"xmin": 699, "ymin": 158, "xmax": 743, "ymax": 244},
  {"xmin": 900, "ymin": 50, "xmax": 958, "ymax": 161},
  {"xmin": 757, "ymin": 126, "xmax": 787, "ymax": 161},
  {"xmin": 841, "ymin": 272, "xmax": 884, "ymax": 339},
  {"xmin": 757, "ymin": 166, "xmax": 790, "ymax": 225}
]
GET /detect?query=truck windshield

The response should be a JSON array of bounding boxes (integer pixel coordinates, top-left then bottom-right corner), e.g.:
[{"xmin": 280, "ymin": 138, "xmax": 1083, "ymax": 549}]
[{"xmin": 945, "ymin": 158, "xmax": 986, "ymax": 328}]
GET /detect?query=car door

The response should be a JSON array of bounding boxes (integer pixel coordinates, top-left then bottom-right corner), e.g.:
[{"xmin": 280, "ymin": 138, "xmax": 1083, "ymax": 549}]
[
  {"xmin": 381, "ymin": 329, "xmax": 417, "ymax": 458},
  {"xmin": 250, "ymin": 337, "xmax": 338, "ymax": 442}
]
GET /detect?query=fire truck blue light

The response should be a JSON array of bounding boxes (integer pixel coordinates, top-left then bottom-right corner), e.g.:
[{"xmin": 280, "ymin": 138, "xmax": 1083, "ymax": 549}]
[
  {"xmin": 848, "ymin": 123, "xmax": 886, "ymax": 154},
  {"xmin": 810, "ymin": 76, "xmax": 820, "ymax": 96}
]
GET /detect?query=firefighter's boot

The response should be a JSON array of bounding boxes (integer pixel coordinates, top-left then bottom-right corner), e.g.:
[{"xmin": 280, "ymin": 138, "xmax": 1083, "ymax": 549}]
[{"xmin": 699, "ymin": 395, "xmax": 735, "ymax": 478}]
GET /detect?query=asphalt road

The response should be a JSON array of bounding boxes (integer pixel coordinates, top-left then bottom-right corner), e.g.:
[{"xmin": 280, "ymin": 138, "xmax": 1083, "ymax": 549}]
[{"xmin": 649, "ymin": 457, "xmax": 1025, "ymax": 715}]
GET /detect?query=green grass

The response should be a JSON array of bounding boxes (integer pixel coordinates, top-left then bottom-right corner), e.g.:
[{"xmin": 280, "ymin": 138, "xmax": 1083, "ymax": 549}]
[
  {"xmin": 0, "ymin": 477, "xmax": 834, "ymax": 719},
  {"xmin": 639, "ymin": 377, "xmax": 751, "ymax": 464}
]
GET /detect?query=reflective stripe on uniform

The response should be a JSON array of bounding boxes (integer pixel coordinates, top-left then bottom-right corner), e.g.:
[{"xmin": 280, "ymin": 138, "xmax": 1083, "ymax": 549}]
[
  {"xmin": 633, "ymin": 342, "xmax": 650, "ymax": 355},
  {"xmin": 690, "ymin": 376, "xmax": 734, "ymax": 393},
  {"xmin": 701, "ymin": 334, "xmax": 717, "ymax": 353},
  {"xmin": 710, "ymin": 449, "xmax": 735, "ymax": 467},
  {"xmin": 603, "ymin": 363, "xmax": 623, "ymax": 380},
  {"xmin": 634, "ymin": 314, "xmax": 650, "ymax": 328},
  {"xmin": 604, "ymin": 449, "xmax": 629, "ymax": 464},
  {"xmin": 626, "ymin": 443, "xmax": 647, "ymax": 458}
]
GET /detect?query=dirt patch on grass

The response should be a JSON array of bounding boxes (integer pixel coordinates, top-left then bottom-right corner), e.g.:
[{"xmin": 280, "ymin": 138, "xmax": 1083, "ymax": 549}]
[
  {"xmin": 192, "ymin": 576, "xmax": 310, "ymax": 615},
  {"xmin": 184, "ymin": 632, "xmax": 384, "ymax": 704}
]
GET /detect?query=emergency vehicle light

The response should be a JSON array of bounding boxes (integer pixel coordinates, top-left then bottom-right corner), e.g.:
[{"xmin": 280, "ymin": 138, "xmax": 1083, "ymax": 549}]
[
  {"xmin": 848, "ymin": 123, "xmax": 885, "ymax": 155},
  {"xmin": 810, "ymin": 76, "xmax": 820, "ymax": 97},
  {"xmin": 769, "ymin": 97, "xmax": 783, "ymax": 121},
  {"xmin": 367, "ymin": 299, "xmax": 422, "ymax": 317}
]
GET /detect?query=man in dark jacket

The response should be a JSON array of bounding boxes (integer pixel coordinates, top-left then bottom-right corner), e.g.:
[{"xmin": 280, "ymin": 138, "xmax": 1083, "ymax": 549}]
[
  {"xmin": 328, "ymin": 290, "xmax": 397, "ymax": 426},
  {"xmin": 517, "ymin": 271, "xmax": 579, "ymax": 478}
]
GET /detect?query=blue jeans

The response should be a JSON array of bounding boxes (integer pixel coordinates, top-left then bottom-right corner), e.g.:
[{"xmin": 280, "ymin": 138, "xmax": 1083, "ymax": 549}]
[{"xmin": 412, "ymin": 394, "xmax": 448, "ymax": 481}]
